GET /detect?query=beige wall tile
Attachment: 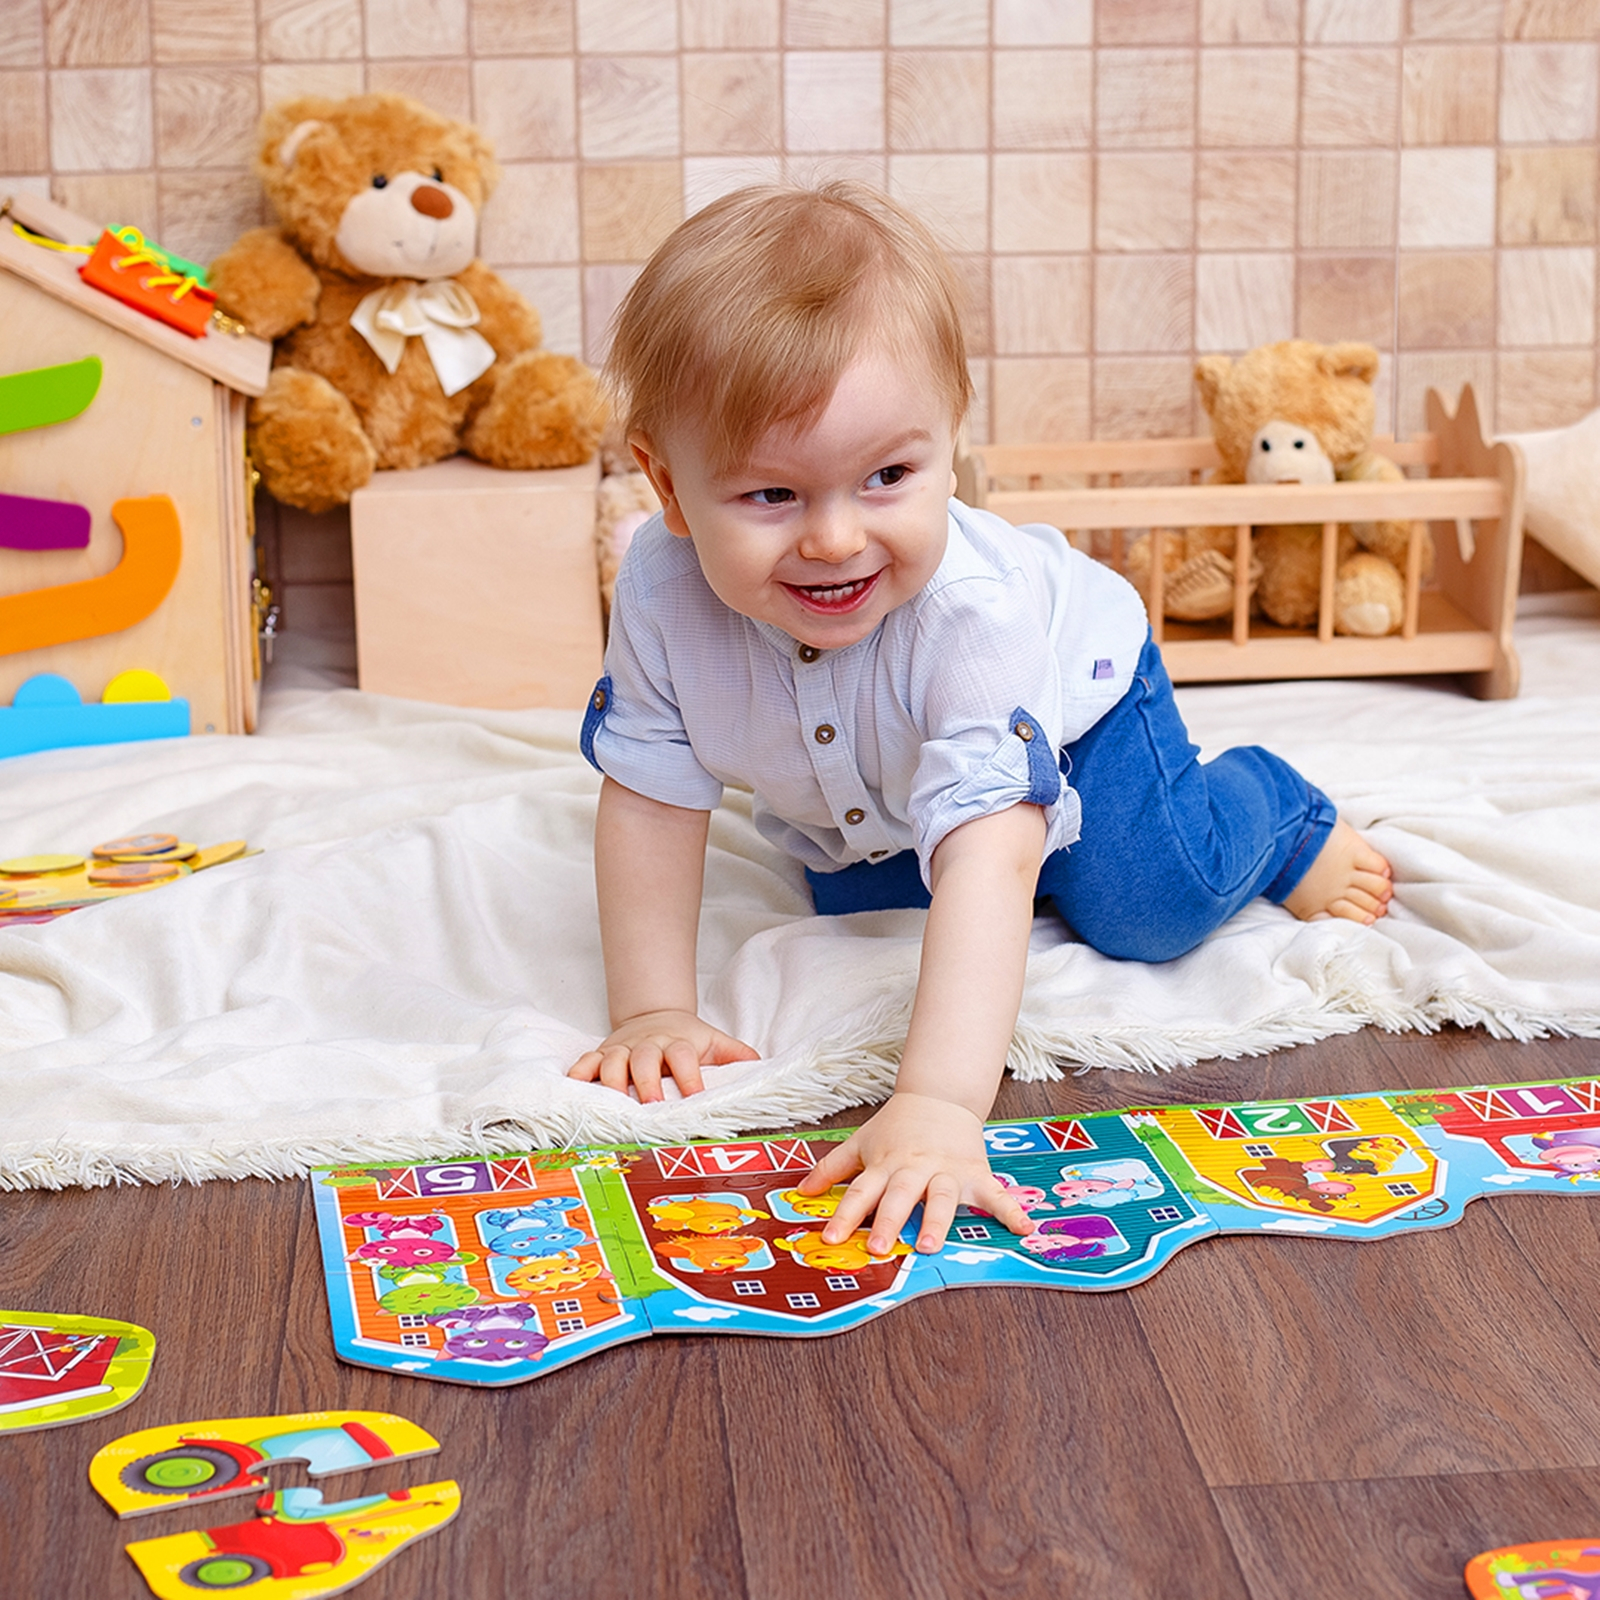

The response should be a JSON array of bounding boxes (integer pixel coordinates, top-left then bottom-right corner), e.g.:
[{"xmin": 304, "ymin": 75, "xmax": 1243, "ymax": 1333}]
[
  {"xmin": 152, "ymin": 0, "xmax": 258, "ymax": 64},
  {"xmin": 1398, "ymin": 145, "xmax": 1496, "ymax": 245},
  {"xmin": 261, "ymin": 61, "xmax": 366, "ymax": 100},
  {"xmin": 784, "ymin": 51, "xmax": 884, "ymax": 152},
  {"xmin": 1500, "ymin": 247, "xmax": 1597, "ymax": 345},
  {"xmin": 1401, "ymin": 45, "xmax": 1497, "ymax": 143},
  {"xmin": 1500, "ymin": 43, "xmax": 1599, "ymax": 143},
  {"xmin": 1093, "ymin": 355, "xmax": 1196, "ymax": 437},
  {"xmin": 52, "ymin": 169, "xmax": 158, "ymax": 231},
  {"xmin": 470, "ymin": 0, "xmax": 574, "ymax": 54},
  {"xmin": 582, "ymin": 258, "xmax": 639, "ymax": 361},
  {"xmin": 1302, "ymin": 48, "xmax": 1400, "ymax": 144},
  {"xmin": 784, "ymin": 151, "xmax": 887, "ymax": 188},
  {"xmin": 1398, "ymin": 250, "xmax": 1495, "ymax": 343},
  {"xmin": 0, "ymin": 70, "xmax": 48, "ymax": 170},
  {"xmin": 158, "ymin": 166, "xmax": 263, "ymax": 259},
  {"xmin": 889, "ymin": 0, "xmax": 988, "ymax": 46},
  {"xmin": 1497, "ymin": 349, "xmax": 1595, "ymax": 428},
  {"xmin": 1405, "ymin": 0, "xmax": 1502, "ymax": 38},
  {"xmin": 1298, "ymin": 255, "xmax": 1396, "ymax": 342},
  {"xmin": 473, "ymin": 57, "xmax": 576, "ymax": 158},
  {"xmin": 0, "ymin": 7, "xmax": 44, "ymax": 68},
  {"xmin": 682, "ymin": 53, "xmax": 779, "ymax": 154},
  {"xmin": 1099, "ymin": 0, "xmax": 1197, "ymax": 42},
  {"xmin": 683, "ymin": 153, "xmax": 783, "ymax": 212},
  {"xmin": 366, "ymin": 0, "xmax": 468, "ymax": 59},
  {"xmin": 1095, "ymin": 254, "xmax": 1194, "ymax": 351},
  {"xmin": 368, "ymin": 60, "xmax": 472, "ymax": 118},
  {"xmin": 1300, "ymin": 150, "xmax": 1398, "ymax": 247},
  {"xmin": 1200, "ymin": 0, "xmax": 1300, "ymax": 42},
  {"xmin": 992, "ymin": 356, "xmax": 1091, "ymax": 439},
  {"xmin": 965, "ymin": 353, "xmax": 991, "ymax": 442},
  {"xmin": 260, "ymin": 0, "xmax": 363, "ymax": 61},
  {"xmin": 992, "ymin": 51, "xmax": 1092, "ymax": 148},
  {"xmin": 887, "ymin": 152, "xmax": 987, "ymax": 251},
  {"xmin": 1503, "ymin": 0, "xmax": 1600, "ymax": 39},
  {"xmin": 155, "ymin": 68, "xmax": 260, "ymax": 168},
  {"xmin": 994, "ymin": 0, "xmax": 1092, "ymax": 45},
  {"xmin": 1396, "ymin": 349, "xmax": 1494, "ymax": 437},
  {"xmin": 577, "ymin": 0, "xmax": 676, "ymax": 52},
  {"xmin": 581, "ymin": 54, "xmax": 679, "ymax": 158},
  {"xmin": 992, "ymin": 151, "xmax": 1090, "ymax": 252},
  {"xmin": 1198, "ymin": 151, "xmax": 1297, "ymax": 248},
  {"xmin": 1196, "ymin": 252, "xmax": 1295, "ymax": 348},
  {"xmin": 681, "ymin": 0, "xmax": 778, "ymax": 50},
  {"xmin": 46, "ymin": 0, "xmax": 148, "ymax": 67},
  {"xmin": 494, "ymin": 264, "xmax": 582, "ymax": 351},
  {"xmin": 952, "ymin": 251, "xmax": 990, "ymax": 354},
  {"xmin": 1198, "ymin": 48, "xmax": 1298, "ymax": 145},
  {"xmin": 479, "ymin": 159, "xmax": 579, "ymax": 261},
  {"xmin": 1499, "ymin": 147, "xmax": 1599, "ymax": 244},
  {"xmin": 50, "ymin": 67, "xmax": 152, "ymax": 170},
  {"xmin": 1305, "ymin": 0, "xmax": 1402, "ymax": 40},
  {"xmin": 580, "ymin": 160, "xmax": 682, "ymax": 259},
  {"xmin": 1096, "ymin": 152, "xmax": 1194, "ymax": 250},
  {"xmin": 785, "ymin": 0, "xmax": 886, "ymax": 49},
  {"xmin": 888, "ymin": 50, "xmax": 987, "ymax": 150},
  {"xmin": 992, "ymin": 256, "xmax": 1090, "ymax": 353},
  {"xmin": 1097, "ymin": 49, "xmax": 1195, "ymax": 147}
]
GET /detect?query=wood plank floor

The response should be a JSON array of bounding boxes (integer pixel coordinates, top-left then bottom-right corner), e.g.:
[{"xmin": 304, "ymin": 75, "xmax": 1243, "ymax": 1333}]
[{"xmin": 6, "ymin": 1025, "xmax": 1600, "ymax": 1599}]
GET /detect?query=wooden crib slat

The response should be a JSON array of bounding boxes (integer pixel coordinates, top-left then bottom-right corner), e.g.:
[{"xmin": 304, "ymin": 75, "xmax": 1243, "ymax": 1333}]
[
  {"xmin": 1149, "ymin": 529, "xmax": 1166, "ymax": 644},
  {"xmin": 1403, "ymin": 520, "xmax": 1425, "ymax": 640},
  {"xmin": 1233, "ymin": 524, "xmax": 1251, "ymax": 647},
  {"xmin": 1318, "ymin": 522, "xmax": 1338, "ymax": 643}
]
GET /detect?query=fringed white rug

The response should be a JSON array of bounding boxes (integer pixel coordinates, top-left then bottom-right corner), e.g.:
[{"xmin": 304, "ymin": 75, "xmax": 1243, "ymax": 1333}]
[{"xmin": 3, "ymin": 596, "xmax": 1599, "ymax": 1190}]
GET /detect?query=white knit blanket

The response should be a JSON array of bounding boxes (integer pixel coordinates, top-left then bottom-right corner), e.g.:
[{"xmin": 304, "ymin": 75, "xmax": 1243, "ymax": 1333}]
[{"xmin": 3, "ymin": 596, "xmax": 1598, "ymax": 1189}]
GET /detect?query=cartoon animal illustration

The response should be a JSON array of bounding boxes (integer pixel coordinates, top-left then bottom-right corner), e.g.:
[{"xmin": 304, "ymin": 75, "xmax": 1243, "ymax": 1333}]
[
  {"xmin": 1490, "ymin": 1553, "xmax": 1600, "ymax": 1598},
  {"xmin": 652, "ymin": 1234, "xmax": 767, "ymax": 1273},
  {"xmin": 775, "ymin": 1184, "xmax": 850, "ymax": 1219},
  {"xmin": 1237, "ymin": 1156, "xmax": 1356, "ymax": 1213},
  {"xmin": 376, "ymin": 1280, "xmax": 479, "ymax": 1316},
  {"xmin": 423, "ymin": 1304, "xmax": 550, "ymax": 1363},
  {"xmin": 480, "ymin": 1201, "xmax": 591, "ymax": 1256},
  {"xmin": 646, "ymin": 1195, "xmax": 770, "ymax": 1235},
  {"xmin": 345, "ymin": 1212, "xmax": 466, "ymax": 1268},
  {"xmin": 1530, "ymin": 1128, "xmax": 1600, "ymax": 1174},
  {"xmin": 1051, "ymin": 1160, "xmax": 1164, "ymax": 1209},
  {"xmin": 1322, "ymin": 1134, "xmax": 1408, "ymax": 1175},
  {"xmin": 1018, "ymin": 1216, "xmax": 1122, "ymax": 1263},
  {"xmin": 969, "ymin": 1173, "xmax": 1054, "ymax": 1218},
  {"xmin": 771, "ymin": 1228, "xmax": 912, "ymax": 1273},
  {"xmin": 502, "ymin": 1252, "xmax": 606, "ymax": 1296}
]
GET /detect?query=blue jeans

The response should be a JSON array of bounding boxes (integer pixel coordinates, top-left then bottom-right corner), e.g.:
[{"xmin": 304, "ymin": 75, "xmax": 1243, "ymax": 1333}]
[{"xmin": 805, "ymin": 636, "xmax": 1336, "ymax": 962}]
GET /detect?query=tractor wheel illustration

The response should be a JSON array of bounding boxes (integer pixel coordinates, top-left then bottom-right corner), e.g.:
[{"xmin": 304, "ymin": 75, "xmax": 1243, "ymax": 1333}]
[
  {"xmin": 175, "ymin": 1554, "xmax": 272, "ymax": 1590},
  {"xmin": 120, "ymin": 1445, "xmax": 245, "ymax": 1496}
]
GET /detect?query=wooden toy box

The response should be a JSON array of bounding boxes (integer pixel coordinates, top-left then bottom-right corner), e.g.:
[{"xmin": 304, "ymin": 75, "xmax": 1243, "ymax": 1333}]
[
  {"xmin": 351, "ymin": 453, "xmax": 603, "ymax": 711},
  {"xmin": 0, "ymin": 192, "xmax": 272, "ymax": 736},
  {"xmin": 956, "ymin": 386, "xmax": 1526, "ymax": 699}
]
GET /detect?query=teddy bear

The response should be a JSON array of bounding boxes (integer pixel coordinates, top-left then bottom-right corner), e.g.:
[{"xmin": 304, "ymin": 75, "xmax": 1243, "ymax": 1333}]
[
  {"xmin": 1127, "ymin": 340, "xmax": 1430, "ymax": 637},
  {"xmin": 208, "ymin": 92, "xmax": 605, "ymax": 514}
]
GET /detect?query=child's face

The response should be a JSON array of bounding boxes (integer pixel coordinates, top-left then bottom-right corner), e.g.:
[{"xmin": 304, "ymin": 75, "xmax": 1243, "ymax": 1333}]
[{"xmin": 632, "ymin": 347, "xmax": 958, "ymax": 650}]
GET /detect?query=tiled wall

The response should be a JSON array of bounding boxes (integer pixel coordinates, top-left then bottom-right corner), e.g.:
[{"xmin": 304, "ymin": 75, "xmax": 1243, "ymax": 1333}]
[{"xmin": 4, "ymin": 0, "xmax": 1598, "ymax": 445}]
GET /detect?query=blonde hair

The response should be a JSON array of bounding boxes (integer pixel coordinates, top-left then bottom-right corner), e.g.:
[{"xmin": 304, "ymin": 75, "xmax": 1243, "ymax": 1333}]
[{"xmin": 606, "ymin": 182, "xmax": 972, "ymax": 473}]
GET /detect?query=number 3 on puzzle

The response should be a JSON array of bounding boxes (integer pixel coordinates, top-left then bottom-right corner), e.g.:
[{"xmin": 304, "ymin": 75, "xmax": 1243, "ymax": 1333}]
[{"xmin": 0, "ymin": 496, "xmax": 182, "ymax": 657}]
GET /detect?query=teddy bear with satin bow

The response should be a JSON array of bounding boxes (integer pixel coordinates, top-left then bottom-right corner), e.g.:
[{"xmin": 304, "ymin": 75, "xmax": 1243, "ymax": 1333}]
[{"xmin": 208, "ymin": 92, "xmax": 604, "ymax": 513}]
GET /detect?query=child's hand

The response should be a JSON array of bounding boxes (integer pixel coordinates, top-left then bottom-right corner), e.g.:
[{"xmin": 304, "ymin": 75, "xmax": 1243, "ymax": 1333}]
[
  {"xmin": 794, "ymin": 1091, "xmax": 1035, "ymax": 1255},
  {"xmin": 568, "ymin": 1010, "xmax": 760, "ymax": 1101}
]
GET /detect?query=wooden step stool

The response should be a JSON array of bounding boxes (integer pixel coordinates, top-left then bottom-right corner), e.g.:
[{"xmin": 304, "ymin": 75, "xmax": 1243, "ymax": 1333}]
[{"xmin": 351, "ymin": 453, "xmax": 603, "ymax": 710}]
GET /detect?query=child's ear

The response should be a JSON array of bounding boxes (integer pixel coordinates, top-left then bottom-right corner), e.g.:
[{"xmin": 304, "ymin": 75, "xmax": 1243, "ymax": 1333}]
[{"xmin": 629, "ymin": 433, "xmax": 692, "ymax": 539}]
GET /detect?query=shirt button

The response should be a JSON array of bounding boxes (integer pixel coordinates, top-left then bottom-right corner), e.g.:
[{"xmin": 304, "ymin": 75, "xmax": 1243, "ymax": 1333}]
[
  {"xmin": 814, "ymin": 724, "xmax": 835, "ymax": 744},
  {"xmin": 844, "ymin": 808, "xmax": 865, "ymax": 825},
  {"xmin": 1014, "ymin": 720, "xmax": 1034, "ymax": 742},
  {"xmin": 591, "ymin": 688, "xmax": 607, "ymax": 711},
  {"xmin": 798, "ymin": 645, "xmax": 819, "ymax": 663}
]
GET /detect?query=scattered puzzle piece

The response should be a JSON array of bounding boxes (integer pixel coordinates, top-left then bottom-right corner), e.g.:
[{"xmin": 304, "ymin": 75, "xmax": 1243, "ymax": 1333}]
[
  {"xmin": 91, "ymin": 1411, "xmax": 442, "ymax": 1519},
  {"xmin": 1465, "ymin": 1539, "xmax": 1600, "ymax": 1597},
  {"xmin": 0, "ymin": 835, "xmax": 253, "ymax": 926},
  {"xmin": 0, "ymin": 1311, "xmax": 155, "ymax": 1433}
]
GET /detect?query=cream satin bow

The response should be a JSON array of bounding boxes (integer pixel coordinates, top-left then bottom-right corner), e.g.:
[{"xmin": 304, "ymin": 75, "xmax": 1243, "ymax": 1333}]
[{"xmin": 349, "ymin": 279, "xmax": 497, "ymax": 397}]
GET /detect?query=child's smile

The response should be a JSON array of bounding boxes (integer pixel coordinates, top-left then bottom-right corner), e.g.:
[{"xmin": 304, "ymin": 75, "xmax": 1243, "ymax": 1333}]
[{"xmin": 632, "ymin": 348, "xmax": 959, "ymax": 651}]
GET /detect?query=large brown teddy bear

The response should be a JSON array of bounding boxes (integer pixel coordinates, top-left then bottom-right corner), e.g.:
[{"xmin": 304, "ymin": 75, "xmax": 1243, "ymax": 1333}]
[
  {"xmin": 209, "ymin": 93, "xmax": 604, "ymax": 513},
  {"xmin": 1130, "ymin": 341, "xmax": 1431, "ymax": 636}
]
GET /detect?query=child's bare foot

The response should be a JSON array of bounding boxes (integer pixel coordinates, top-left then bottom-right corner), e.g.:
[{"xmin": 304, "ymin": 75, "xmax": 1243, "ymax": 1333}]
[{"xmin": 1283, "ymin": 819, "xmax": 1393, "ymax": 925}]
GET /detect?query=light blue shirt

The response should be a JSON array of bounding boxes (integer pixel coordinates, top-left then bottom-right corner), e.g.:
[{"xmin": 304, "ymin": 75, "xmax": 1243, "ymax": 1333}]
[{"xmin": 583, "ymin": 498, "xmax": 1150, "ymax": 887}]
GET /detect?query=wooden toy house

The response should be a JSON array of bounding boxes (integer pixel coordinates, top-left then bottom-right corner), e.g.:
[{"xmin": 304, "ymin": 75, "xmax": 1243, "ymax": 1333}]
[{"xmin": 0, "ymin": 191, "xmax": 273, "ymax": 739}]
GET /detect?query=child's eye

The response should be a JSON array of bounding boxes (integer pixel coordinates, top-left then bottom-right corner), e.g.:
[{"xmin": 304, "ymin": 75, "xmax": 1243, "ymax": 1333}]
[
  {"xmin": 746, "ymin": 487, "xmax": 795, "ymax": 506},
  {"xmin": 868, "ymin": 464, "xmax": 910, "ymax": 489}
]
